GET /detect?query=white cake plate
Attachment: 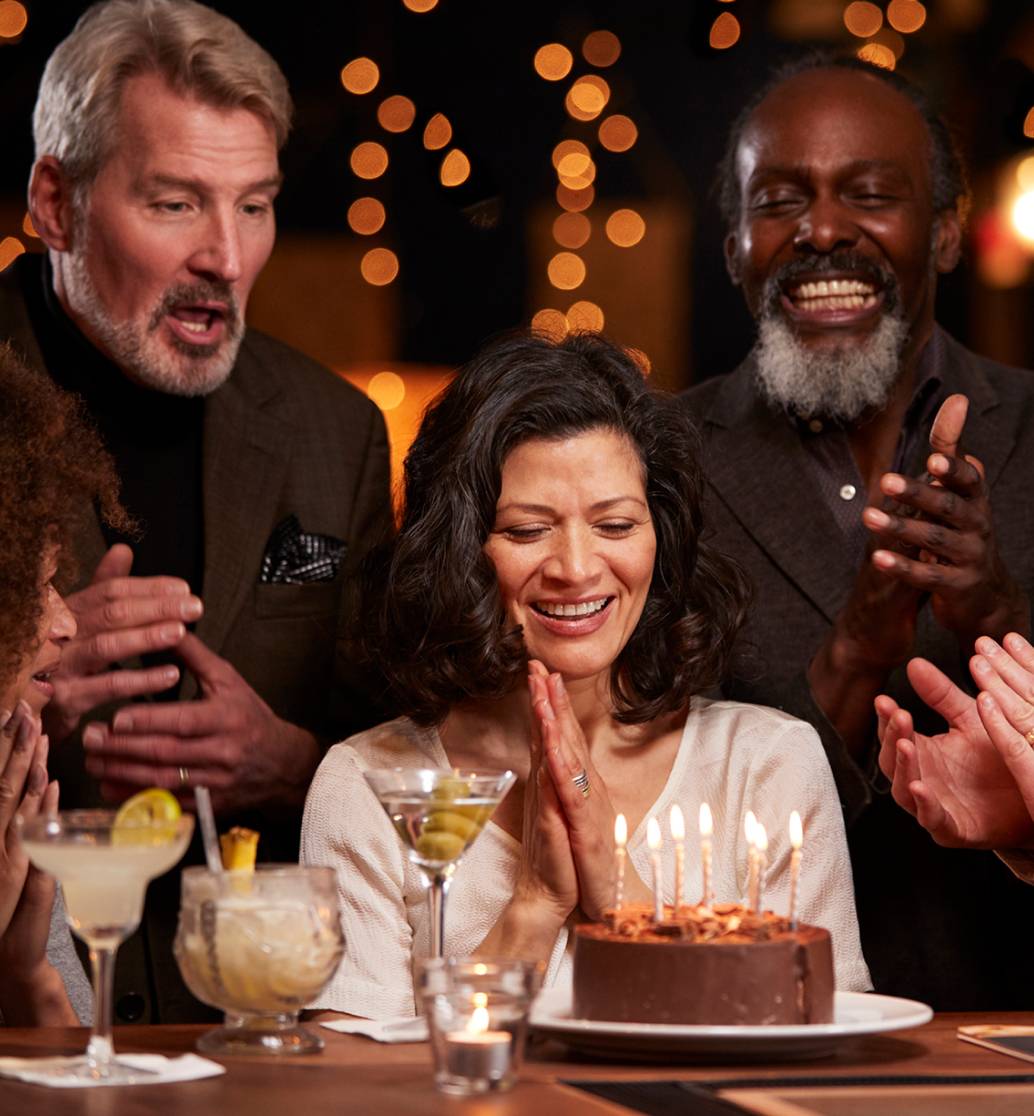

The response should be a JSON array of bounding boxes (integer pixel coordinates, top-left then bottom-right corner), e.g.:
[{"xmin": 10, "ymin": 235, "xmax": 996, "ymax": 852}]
[{"xmin": 530, "ymin": 989, "xmax": 932, "ymax": 1061}]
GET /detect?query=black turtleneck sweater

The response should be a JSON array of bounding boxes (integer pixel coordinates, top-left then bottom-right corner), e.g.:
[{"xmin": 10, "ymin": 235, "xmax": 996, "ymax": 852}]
[{"xmin": 21, "ymin": 254, "xmax": 205, "ymax": 596}]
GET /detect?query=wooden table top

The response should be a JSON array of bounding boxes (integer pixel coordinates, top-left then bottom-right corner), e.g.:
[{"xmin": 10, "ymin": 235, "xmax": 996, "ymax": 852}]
[{"xmin": 2, "ymin": 1013, "xmax": 1034, "ymax": 1115}]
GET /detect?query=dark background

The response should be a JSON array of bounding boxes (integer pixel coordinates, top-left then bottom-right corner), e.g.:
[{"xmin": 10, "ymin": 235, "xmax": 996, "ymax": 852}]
[{"xmin": 4, "ymin": 0, "xmax": 1034, "ymax": 386}]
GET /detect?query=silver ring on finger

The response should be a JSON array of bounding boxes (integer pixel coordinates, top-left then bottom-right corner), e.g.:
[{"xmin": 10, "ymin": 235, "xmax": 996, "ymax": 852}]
[
  {"xmin": 572, "ymin": 768, "xmax": 590, "ymax": 798},
  {"xmin": 177, "ymin": 765, "xmax": 191, "ymax": 788}
]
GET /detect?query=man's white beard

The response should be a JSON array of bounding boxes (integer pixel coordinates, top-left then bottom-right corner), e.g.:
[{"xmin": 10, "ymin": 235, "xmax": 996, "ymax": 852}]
[
  {"xmin": 62, "ymin": 246, "xmax": 241, "ymax": 399},
  {"xmin": 753, "ymin": 309, "xmax": 909, "ymax": 423}
]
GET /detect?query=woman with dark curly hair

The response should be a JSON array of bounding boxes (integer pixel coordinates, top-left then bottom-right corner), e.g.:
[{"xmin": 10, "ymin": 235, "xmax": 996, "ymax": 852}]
[
  {"xmin": 302, "ymin": 331, "xmax": 869, "ymax": 1019},
  {"xmin": 0, "ymin": 341, "xmax": 128, "ymax": 1025}
]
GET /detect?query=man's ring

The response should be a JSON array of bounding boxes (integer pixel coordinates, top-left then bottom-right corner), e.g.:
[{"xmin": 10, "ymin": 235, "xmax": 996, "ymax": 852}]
[
  {"xmin": 1025, "ymin": 729, "xmax": 1034, "ymax": 748},
  {"xmin": 178, "ymin": 765, "xmax": 191, "ymax": 788},
  {"xmin": 572, "ymin": 769, "xmax": 590, "ymax": 798}
]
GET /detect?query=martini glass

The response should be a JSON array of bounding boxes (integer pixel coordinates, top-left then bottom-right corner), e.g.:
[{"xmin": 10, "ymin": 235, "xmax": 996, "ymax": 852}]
[
  {"xmin": 16, "ymin": 809, "xmax": 193, "ymax": 1084},
  {"xmin": 364, "ymin": 768, "xmax": 516, "ymax": 958}
]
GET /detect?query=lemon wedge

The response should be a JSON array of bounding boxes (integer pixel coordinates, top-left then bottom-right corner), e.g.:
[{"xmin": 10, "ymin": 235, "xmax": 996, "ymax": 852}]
[
  {"xmin": 112, "ymin": 788, "xmax": 182, "ymax": 845},
  {"xmin": 219, "ymin": 826, "xmax": 259, "ymax": 871}
]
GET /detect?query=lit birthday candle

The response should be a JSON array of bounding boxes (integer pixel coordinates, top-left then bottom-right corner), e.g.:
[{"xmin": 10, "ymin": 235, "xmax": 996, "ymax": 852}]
[
  {"xmin": 788, "ymin": 810, "xmax": 803, "ymax": 929},
  {"xmin": 613, "ymin": 813, "xmax": 628, "ymax": 913},
  {"xmin": 744, "ymin": 810, "xmax": 759, "ymax": 910},
  {"xmin": 699, "ymin": 802, "xmax": 713, "ymax": 908},
  {"xmin": 754, "ymin": 822, "xmax": 768, "ymax": 912},
  {"xmin": 669, "ymin": 805, "xmax": 685, "ymax": 914},
  {"xmin": 646, "ymin": 816, "xmax": 664, "ymax": 923}
]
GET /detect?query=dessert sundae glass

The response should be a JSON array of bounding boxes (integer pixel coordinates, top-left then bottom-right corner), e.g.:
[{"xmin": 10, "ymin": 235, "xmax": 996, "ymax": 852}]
[{"xmin": 174, "ymin": 864, "xmax": 345, "ymax": 1054}]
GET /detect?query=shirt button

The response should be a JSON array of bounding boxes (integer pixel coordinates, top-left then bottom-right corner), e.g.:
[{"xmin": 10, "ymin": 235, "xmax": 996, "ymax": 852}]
[
  {"xmin": 839, "ymin": 484, "xmax": 857, "ymax": 501},
  {"xmin": 808, "ymin": 418, "xmax": 823, "ymax": 433}
]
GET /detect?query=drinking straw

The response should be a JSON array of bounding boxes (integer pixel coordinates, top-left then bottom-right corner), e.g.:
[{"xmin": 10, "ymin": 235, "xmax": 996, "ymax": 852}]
[{"xmin": 194, "ymin": 785, "xmax": 223, "ymax": 873}]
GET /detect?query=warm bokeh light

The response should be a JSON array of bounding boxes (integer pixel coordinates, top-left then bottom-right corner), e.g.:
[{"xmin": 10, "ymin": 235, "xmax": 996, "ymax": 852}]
[
  {"xmin": 0, "ymin": 237, "xmax": 25, "ymax": 272},
  {"xmin": 1018, "ymin": 155, "xmax": 1034, "ymax": 190},
  {"xmin": 625, "ymin": 346, "xmax": 651, "ymax": 377},
  {"xmin": 1012, "ymin": 190, "xmax": 1034, "ymax": 244},
  {"xmin": 340, "ymin": 57, "xmax": 380, "ymax": 95},
  {"xmin": 347, "ymin": 197, "xmax": 386, "ymax": 235},
  {"xmin": 377, "ymin": 95, "xmax": 416, "ymax": 133},
  {"xmin": 402, "ymin": 0, "xmax": 438, "ymax": 11},
  {"xmin": 582, "ymin": 30, "xmax": 621, "ymax": 68},
  {"xmin": 887, "ymin": 0, "xmax": 926, "ymax": 33},
  {"xmin": 423, "ymin": 112, "xmax": 452, "ymax": 150},
  {"xmin": 547, "ymin": 251, "xmax": 586, "ymax": 290},
  {"xmin": 552, "ymin": 211, "xmax": 591, "ymax": 249},
  {"xmin": 21, "ymin": 212, "xmax": 38, "ymax": 238},
  {"xmin": 534, "ymin": 43, "xmax": 574, "ymax": 81},
  {"xmin": 709, "ymin": 12, "xmax": 741, "ymax": 49},
  {"xmin": 567, "ymin": 300, "xmax": 604, "ymax": 331},
  {"xmin": 973, "ymin": 209, "xmax": 1028, "ymax": 288},
  {"xmin": 566, "ymin": 75, "xmax": 610, "ymax": 121},
  {"xmin": 440, "ymin": 148, "xmax": 471, "ymax": 187},
  {"xmin": 366, "ymin": 371, "xmax": 407, "ymax": 410},
  {"xmin": 556, "ymin": 182, "xmax": 595, "ymax": 212},
  {"xmin": 556, "ymin": 151, "xmax": 592, "ymax": 179},
  {"xmin": 551, "ymin": 139, "xmax": 590, "ymax": 169},
  {"xmin": 856, "ymin": 42, "xmax": 896, "ymax": 69},
  {"xmin": 0, "ymin": 0, "xmax": 28, "ymax": 38},
  {"xmin": 599, "ymin": 114, "xmax": 638, "ymax": 152},
  {"xmin": 360, "ymin": 247, "xmax": 400, "ymax": 286},
  {"xmin": 844, "ymin": 1, "xmax": 883, "ymax": 36},
  {"xmin": 531, "ymin": 308, "xmax": 569, "ymax": 340},
  {"xmin": 606, "ymin": 208, "xmax": 646, "ymax": 247},
  {"xmin": 350, "ymin": 141, "xmax": 389, "ymax": 179},
  {"xmin": 1025, "ymin": 109, "xmax": 1034, "ymax": 140}
]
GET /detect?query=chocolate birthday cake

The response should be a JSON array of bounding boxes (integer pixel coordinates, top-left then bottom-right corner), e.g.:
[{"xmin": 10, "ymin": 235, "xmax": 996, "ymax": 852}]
[{"xmin": 572, "ymin": 902, "xmax": 834, "ymax": 1025}]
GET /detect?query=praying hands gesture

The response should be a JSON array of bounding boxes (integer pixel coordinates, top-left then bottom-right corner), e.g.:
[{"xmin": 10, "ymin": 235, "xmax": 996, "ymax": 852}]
[{"xmin": 876, "ymin": 633, "xmax": 1034, "ymax": 850}]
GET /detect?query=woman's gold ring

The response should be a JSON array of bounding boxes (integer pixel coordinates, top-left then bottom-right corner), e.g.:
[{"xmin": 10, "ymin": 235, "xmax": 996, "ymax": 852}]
[
  {"xmin": 178, "ymin": 765, "xmax": 191, "ymax": 788},
  {"xmin": 572, "ymin": 769, "xmax": 590, "ymax": 798}
]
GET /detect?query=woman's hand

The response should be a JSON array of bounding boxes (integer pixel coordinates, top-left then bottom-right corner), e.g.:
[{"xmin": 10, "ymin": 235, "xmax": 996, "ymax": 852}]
[
  {"xmin": 531, "ymin": 661, "xmax": 620, "ymax": 921},
  {"xmin": 0, "ymin": 703, "xmax": 48, "ymax": 936},
  {"xmin": 876, "ymin": 645, "xmax": 1034, "ymax": 849}
]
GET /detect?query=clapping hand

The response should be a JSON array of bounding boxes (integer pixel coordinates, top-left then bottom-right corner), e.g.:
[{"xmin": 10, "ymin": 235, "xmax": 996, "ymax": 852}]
[{"xmin": 862, "ymin": 395, "xmax": 1029, "ymax": 650}]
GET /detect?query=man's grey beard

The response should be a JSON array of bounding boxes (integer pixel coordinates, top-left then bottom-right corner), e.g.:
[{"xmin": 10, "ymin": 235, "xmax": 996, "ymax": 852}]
[
  {"xmin": 752, "ymin": 309, "xmax": 909, "ymax": 423},
  {"xmin": 62, "ymin": 245, "xmax": 242, "ymax": 398}
]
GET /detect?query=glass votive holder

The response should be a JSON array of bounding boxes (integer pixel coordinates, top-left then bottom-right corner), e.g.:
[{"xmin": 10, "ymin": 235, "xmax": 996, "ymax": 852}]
[{"xmin": 419, "ymin": 957, "xmax": 544, "ymax": 1097}]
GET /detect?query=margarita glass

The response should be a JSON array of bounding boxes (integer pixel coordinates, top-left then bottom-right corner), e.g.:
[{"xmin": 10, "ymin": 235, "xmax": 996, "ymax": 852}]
[
  {"xmin": 363, "ymin": 768, "xmax": 516, "ymax": 958},
  {"xmin": 174, "ymin": 864, "xmax": 344, "ymax": 1054},
  {"xmin": 16, "ymin": 808, "xmax": 193, "ymax": 1083}
]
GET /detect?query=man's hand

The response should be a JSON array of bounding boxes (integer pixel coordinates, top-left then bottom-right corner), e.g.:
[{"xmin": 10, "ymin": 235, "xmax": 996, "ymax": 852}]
[
  {"xmin": 82, "ymin": 633, "xmax": 320, "ymax": 814},
  {"xmin": 876, "ymin": 650, "xmax": 1034, "ymax": 849},
  {"xmin": 46, "ymin": 544, "xmax": 202, "ymax": 742},
  {"xmin": 862, "ymin": 394, "xmax": 1029, "ymax": 649}
]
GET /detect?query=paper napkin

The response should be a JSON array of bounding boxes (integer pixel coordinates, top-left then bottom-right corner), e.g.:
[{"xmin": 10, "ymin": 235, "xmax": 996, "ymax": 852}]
[
  {"xmin": 320, "ymin": 1016, "xmax": 428, "ymax": 1043},
  {"xmin": 0, "ymin": 1053, "xmax": 225, "ymax": 1088}
]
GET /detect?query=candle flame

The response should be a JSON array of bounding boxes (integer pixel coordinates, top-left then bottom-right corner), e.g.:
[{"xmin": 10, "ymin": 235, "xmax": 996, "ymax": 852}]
[
  {"xmin": 755, "ymin": 822, "xmax": 768, "ymax": 853},
  {"xmin": 744, "ymin": 809, "xmax": 757, "ymax": 846},
  {"xmin": 669, "ymin": 804, "xmax": 685, "ymax": 841},
  {"xmin": 699, "ymin": 801, "xmax": 713, "ymax": 838},
  {"xmin": 790, "ymin": 810, "xmax": 803, "ymax": 849},
  {"xmin": 614, "ymin": 812, "xmax": 628, "ymax": 848},
  {"xmin": 467, "ymin": 1005, "xmax": 490, "ymax": 1035},
  {"xmin": 647, "ymin": 815, "xmax": 662, "ymax": 851}
]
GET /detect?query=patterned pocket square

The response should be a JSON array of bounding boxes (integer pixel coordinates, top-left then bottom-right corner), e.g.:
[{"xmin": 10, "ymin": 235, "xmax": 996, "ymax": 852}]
[{"xmin": 259, "ymin": 515, "xmax": 346, "ymax": 585}]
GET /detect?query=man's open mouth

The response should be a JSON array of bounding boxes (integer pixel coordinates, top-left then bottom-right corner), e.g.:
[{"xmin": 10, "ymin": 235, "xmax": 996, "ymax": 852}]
[
  {"xmin": 786, "ymin": 277, "xmax": 880, "ymax": 313},
  {"xmin": 166, "ymin": 303, "xmax": 229, "ymax": 345}
]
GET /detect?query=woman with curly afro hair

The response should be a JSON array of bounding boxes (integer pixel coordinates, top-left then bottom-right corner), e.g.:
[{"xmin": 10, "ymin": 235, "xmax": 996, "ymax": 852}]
[
  {"xmin": 0, "ymin": 341, "xmax": 128, "ymax": 1025},
  {"xmin": 302, "ymin": 330, "xmax": 870, "ymax": 1020}
]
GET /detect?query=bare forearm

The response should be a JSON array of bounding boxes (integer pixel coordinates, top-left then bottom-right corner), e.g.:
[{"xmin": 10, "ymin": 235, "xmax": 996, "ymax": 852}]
[
  {"xmin": 808, "ymin": 638, "xmax": 891, "ymax": 762},
  {"xmin": 476, "ymin": 897, "xmax": 567, "ymax": 963}
]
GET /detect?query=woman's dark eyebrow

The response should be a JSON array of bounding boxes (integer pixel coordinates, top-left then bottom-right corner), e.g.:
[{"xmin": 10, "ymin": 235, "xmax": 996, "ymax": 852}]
[{"xmin": 495, "ymin": 496, "xmax": 647, "ymax": 516}]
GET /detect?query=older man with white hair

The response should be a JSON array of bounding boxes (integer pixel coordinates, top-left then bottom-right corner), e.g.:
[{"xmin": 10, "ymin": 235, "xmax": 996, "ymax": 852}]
[{"xmin": 0, "ymin": 0, "xmax": 392, "ymax": 1021}]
